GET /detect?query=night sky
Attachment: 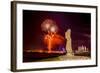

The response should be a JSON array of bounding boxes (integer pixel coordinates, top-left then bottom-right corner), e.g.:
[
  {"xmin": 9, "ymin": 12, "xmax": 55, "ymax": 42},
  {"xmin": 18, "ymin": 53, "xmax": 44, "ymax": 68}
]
[{"xmin": 23, "ymin": 10, "xmax": 91, "ymax": 51}]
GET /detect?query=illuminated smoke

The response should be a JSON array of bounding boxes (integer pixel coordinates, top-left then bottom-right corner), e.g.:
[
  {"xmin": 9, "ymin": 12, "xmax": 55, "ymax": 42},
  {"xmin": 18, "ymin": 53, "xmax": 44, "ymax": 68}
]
[
  {"xmin": 41, "ymin": 19, "xmax": 64, "ymax": 53},
  {"xmin": 41, "ymin": 19, "xmax": 58, "ymax": 33}
]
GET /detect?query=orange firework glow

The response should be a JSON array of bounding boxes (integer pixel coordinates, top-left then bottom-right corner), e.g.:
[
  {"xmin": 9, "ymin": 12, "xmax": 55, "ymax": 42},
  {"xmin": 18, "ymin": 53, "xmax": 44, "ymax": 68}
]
[
  {"xmin": 41, "ymin": 19, "xmax": 64, "ymax": 53},
  {"xmin": 44, "ymin": 33, "xmax": 65, "ymax": 53}
]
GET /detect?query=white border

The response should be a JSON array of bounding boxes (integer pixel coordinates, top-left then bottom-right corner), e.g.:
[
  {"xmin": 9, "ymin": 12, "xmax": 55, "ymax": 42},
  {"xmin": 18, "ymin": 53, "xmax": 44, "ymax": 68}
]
[{"xmin": 16, "ymin": 3, "xmax": 96, "ymax": 69}]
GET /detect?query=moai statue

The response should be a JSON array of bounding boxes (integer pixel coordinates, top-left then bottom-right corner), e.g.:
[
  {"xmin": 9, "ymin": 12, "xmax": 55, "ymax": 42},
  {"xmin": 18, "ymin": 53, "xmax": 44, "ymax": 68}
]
[{"xmin": 65, "ymin": 29, "xmax": 74, "ymax": 56}]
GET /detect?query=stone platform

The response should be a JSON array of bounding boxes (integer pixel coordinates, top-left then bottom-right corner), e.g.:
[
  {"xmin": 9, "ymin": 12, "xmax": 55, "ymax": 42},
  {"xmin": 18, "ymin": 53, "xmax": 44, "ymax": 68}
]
[{"xmin": 32, "ymin": 54, "xmax": 90, "ymax": 62}]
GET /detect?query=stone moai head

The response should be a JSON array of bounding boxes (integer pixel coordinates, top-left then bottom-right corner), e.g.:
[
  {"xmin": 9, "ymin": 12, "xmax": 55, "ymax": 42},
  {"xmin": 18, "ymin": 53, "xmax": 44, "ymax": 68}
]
[{"xmin": 65, "ymin": 29, "xmax": 71, "ymax": 40}]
